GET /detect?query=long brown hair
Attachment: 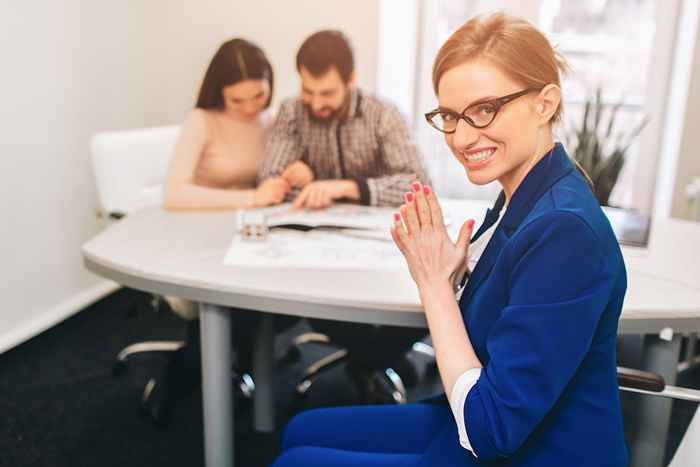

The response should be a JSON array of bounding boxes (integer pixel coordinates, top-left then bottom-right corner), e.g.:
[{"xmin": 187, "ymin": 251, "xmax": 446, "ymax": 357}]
[
  {"xmin": 196, "ymin": 38, "xmax": 274, "ymax": 110},
  {"xmin": 432, "ymin": 13, "xmax": 568, "ymax": 124}
]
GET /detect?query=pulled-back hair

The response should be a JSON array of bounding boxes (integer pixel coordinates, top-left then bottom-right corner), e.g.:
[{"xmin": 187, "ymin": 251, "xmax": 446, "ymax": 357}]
[
  {"xmin": 296, "ymin": 30, "xmax": 354, "ymax": 82},
  {"xmin": 196, "ymin": 38, "xmax": 274, "ymax": 110},
  {"xmin": 432, "ymin": 13, "xmax": 568, "ymax": 123}
]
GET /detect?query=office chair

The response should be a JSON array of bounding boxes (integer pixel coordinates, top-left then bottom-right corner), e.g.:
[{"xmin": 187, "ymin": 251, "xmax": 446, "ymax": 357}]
[
  {"xmin": 617, "ymin": 366, "xmax": 700, "ymax": 466},
  {"xmin": 91, "ymin": 125, "xmax": 298, "ymax": 424},
  {"xmin": 90, "ymin": 125, "xmax": 191, "ymax": 402}
]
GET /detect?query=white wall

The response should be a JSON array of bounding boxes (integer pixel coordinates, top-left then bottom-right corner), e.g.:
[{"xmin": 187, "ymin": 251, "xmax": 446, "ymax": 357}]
[
  {"xmin": 377, "ymin": 0, "xmax": 419, "ymax": 120},
  {"xmin": 0, "ymin": 0, "xmax": 380, "ymax": 353}
]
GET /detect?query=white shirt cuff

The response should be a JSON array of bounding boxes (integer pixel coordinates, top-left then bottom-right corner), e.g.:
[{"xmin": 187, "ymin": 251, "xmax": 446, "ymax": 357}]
[{"xmin": 449, "ymin": 367, "xmax": 482, "ymax": 456}]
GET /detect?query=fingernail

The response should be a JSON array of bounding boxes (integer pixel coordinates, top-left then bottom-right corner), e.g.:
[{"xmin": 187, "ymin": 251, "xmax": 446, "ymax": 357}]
[
  {"xmin": 423, "ymin": 185, "xmax": 431, "ymax": 195},
  {"xmin": 468, "ymin": 219, "xmax": 475, "ymax": 228},
  {"xmin": 405, "ymin": 192, "xmax": 414, "ymax": 202},
  {"xmin": 412, "ymin": 182, "xmax": 421, "ymax": 192},
  {"xmin": 394, "ymin": 213, "xmax": 401, "ymax": 221}
]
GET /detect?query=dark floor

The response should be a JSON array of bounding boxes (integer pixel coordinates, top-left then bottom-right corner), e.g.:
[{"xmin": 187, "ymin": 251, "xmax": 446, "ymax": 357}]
[{"xmin": 1, "ymin": 288, "xmax": 698, "ymax": 467}]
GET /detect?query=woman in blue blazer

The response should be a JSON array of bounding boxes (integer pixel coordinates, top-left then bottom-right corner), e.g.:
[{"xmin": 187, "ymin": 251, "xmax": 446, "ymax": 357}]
[{"xmin": 272, "ymin": 12, "xmax": 628, "ymax": 467}]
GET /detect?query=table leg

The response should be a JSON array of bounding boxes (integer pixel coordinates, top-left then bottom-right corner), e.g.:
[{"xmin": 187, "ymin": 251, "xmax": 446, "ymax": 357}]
[
  {"xmin": 200, "ymin": 303, "xmax": 234, "ymax": 467},
  {"xmin": 629, "ymin": 333, "xmax": 682, "ymax": 467},
  {"xmin": 253, "ymin": 313, "xmax": 275, "ymax": 432}
]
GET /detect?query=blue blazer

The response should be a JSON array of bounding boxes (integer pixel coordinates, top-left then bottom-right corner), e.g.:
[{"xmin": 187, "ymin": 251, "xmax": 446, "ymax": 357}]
[{"xmin": 441, "ymin": 144, "xmax": 628, "ymax": 466}]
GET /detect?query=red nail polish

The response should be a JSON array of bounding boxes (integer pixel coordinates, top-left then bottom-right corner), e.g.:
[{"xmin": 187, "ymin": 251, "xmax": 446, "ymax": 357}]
[
  {"xmin": 394, "ymin": 213, "xmax": 401, "ymax": 221},
  {"xmin": 423, "ymin": 185, "xmax": 431, "ymax": 195},
  {"xmin": 468, "ymin": 219, "xmax": 475, "ymax": 228},
  {"xmin": 412, "ymin": 182, "xmax": 421, "ymax": 192},
  {"xmin": 406, "ymin": 192, "xmax": 414, "ymax": 202}
]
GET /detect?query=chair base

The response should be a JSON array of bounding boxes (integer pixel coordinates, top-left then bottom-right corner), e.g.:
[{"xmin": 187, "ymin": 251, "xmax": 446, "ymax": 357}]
[
  {"xmin": 295, "ymin": 349, "xmax": 408, "ymax": 405},
  {"xmin": 140, "ymin": 369, "xmax": 256, "ymax": 426},
  {"xmin": 112, "ymin": 340, "xmax": 186, "ymax": 376},
  {"xmin": 296, "ymin": 349, "xmax": 349, "ymax": 395},
  {"xmin": 294, "ymin": 338, "xmax": 431, "ymax": 404}
]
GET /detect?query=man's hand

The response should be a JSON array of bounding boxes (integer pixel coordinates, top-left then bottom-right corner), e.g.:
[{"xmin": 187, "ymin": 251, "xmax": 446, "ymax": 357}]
[
  {"xmin": 281, "ymin": 161, "xmax": 314, "ymax": 189},
  {"xmin": 292, "ymin": 180, "xmax": 360, "ymax": 209},
  {"xmin": 254, "ymin": 177, "xmax": 290, "ymax": 207}
]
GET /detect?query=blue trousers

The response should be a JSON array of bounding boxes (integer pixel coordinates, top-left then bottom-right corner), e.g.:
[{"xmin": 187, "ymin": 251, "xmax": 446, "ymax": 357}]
[{"xmin": 272, "ymin": 403, "xmax": 478, "ymax": 466}]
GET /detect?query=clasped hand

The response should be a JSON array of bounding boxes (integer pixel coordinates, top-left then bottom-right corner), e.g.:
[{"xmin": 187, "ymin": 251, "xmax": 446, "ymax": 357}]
[
  {"xmin": 390, "ymin": 182, "xmax": 475, "ymax": 294},
  {"xmin": 282, "ymin": 161, "xmax": 314, "ymax": 189},
  {"xmin": 281, "ymin": 161, "xmax": 359, "ymax": 209},
  {"xmin": 254, "ymin": 177, "xmax": 290, "ymax": 206}
]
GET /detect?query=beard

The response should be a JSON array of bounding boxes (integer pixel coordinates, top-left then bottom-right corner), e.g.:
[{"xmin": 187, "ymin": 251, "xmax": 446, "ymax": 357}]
[
  {"xmin": 305, "ymin": 104, "xmax": 339, "ymax": 123},
  {"xmin": 304, "ymin": 91, "xmax": 351, "ymax": 123}
]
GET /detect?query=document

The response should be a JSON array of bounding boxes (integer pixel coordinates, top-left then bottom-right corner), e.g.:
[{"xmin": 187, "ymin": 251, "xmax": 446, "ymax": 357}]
[
  {"xmin": 224, "ymin": 201, "xmax": 481, "ymax": 270},
  {"xmin": 223, "ymin": 228, "xmax": 406, "ymax": 270}
]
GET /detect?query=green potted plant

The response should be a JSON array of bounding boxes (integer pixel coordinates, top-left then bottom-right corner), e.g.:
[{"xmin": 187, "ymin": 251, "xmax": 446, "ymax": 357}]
[{"xmin": 563, "ymin": 88, "xmax": 648, "ymax": 206}]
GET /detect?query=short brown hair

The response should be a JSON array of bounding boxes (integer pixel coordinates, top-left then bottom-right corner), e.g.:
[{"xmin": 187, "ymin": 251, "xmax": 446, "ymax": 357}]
[
  {"xmin": 196, "ymin": 38, "xmax": 274, "ymax": 110},
  {"xmin": 432, "ymin": 13, "xmax": 568, "ymax": 123},
  {"xmin": 296, "ymin": 30, "xmax": 354, "ymax": 82}
]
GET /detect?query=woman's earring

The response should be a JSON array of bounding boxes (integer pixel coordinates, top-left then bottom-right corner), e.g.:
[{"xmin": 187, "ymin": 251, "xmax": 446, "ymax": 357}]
[{"xmin": 538, "ymin": 104, "xmax": 544, "ymax": 113}]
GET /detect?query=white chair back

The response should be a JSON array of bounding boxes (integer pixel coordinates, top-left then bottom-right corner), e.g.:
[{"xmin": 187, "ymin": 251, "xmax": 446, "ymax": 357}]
[{"xmin": 90, "ymin": 125, "xmax": 180, "ymax": 216}]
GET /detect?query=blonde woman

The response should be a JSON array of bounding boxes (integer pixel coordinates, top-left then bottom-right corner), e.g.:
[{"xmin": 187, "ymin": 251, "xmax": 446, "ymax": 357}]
[{"xmin": 272, "ymin": 13, "xmax": 628, "ymax": 466}]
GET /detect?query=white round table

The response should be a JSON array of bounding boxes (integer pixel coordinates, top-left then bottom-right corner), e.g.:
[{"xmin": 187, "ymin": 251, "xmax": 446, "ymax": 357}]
[{"xmin": 82, "ymin": 200, "xmax": 700, "ymax": 467}]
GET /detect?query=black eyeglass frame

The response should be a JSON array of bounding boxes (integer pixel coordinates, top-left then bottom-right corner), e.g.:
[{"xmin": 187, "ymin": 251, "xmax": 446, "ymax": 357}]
[{"xmin": 424, "ymin": 88, "xmax": 539, "ymax": 133}]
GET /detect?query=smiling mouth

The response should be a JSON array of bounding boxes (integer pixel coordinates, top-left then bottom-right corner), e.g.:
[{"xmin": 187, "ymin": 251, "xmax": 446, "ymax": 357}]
[{"xmin": 462, "ymin": 148, "xmax": 496, "ymax": 163}]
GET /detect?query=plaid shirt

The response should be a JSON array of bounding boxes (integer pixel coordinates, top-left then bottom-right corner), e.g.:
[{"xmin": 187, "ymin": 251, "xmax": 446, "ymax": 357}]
[{"xmin": 259, "ymin": 89, "xmax": 429, "ymax": 206}]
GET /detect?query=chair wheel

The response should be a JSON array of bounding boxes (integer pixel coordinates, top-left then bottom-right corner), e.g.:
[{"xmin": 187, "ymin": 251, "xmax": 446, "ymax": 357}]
[
  {"xmin": 237, "ymin": 373, "xmax": 256, "ymax": 399},
  {"xmin": 363, "ymin": 372, "xmax": 399, "ymax": 405},
  {"xmin": 382, "ymin": 369, "xmax": 407, "ymax": 404},
  {"xmin": 112, "ymin": 361, "xmax": 127, "ymax": 377},
  {"xmin": 296, "ymin": 379, "xmax": 313, "ymax": 396}
]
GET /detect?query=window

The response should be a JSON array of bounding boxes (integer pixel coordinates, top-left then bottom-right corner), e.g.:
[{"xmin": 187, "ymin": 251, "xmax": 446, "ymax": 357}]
[
  {"xmin": 542, "ymin": 0, "xmax": 655, "ymax": 210},
  {"xmin": 378, "ymin": 0, "xmax": 682, "ymax": 213}
]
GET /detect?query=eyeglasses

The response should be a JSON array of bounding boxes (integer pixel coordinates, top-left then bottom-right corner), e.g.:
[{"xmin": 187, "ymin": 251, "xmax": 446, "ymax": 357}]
[{"xmin": 424, "ymin": 88, "xmax": 538, "ymax": 134}]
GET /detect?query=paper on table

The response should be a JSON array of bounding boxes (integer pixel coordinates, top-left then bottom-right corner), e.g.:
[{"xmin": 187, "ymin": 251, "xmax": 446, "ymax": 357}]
[
  {"xmin": 224, "ymin": 200, "xmax": 485, "ymax": 270},
  {"xmin": 223, "ymin": 229, "xmax": 406, "ymax": 270}
]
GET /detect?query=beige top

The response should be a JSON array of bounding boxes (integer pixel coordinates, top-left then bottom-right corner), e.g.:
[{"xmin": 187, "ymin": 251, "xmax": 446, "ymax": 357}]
[
  {"xmin": 194, "ymin": 111, "xmax": 263, "ymax": 188},
  {"xmin": 164, "ymin": 108, "xmax": 268, "ymax": 209}
]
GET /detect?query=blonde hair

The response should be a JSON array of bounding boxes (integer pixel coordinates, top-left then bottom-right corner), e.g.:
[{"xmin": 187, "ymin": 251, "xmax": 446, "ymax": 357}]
[{"xmin": 432, "ymin": 12, "xmax": 568, "ymax": 123}]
